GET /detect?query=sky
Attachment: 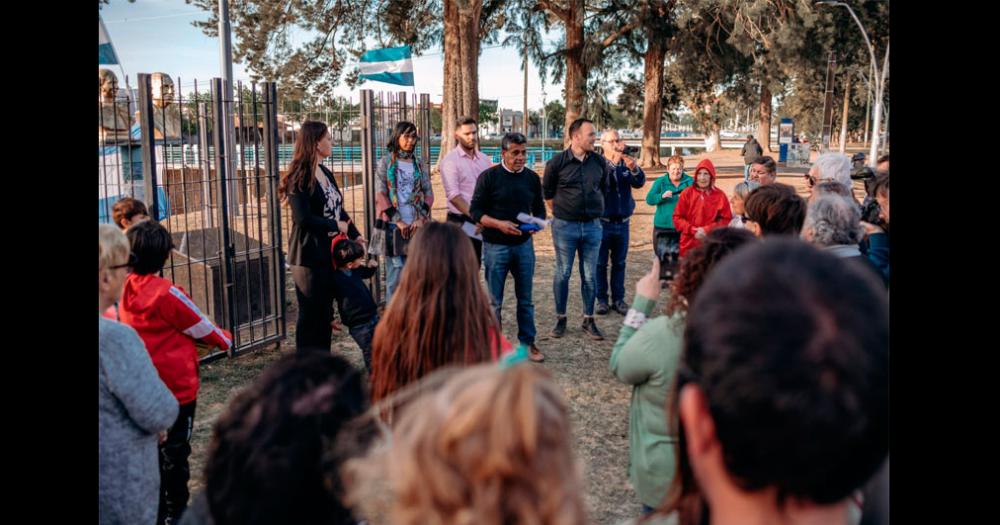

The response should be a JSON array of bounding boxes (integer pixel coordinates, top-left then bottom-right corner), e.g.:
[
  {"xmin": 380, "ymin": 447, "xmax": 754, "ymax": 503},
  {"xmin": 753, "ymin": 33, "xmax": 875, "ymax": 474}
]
[{"xmin": 100, "ymin": 0, "xmax": 591, "ymax": 112}]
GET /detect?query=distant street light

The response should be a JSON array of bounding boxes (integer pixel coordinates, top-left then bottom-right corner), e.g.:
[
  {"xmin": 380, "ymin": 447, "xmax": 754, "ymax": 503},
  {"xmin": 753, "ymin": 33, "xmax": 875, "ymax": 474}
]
[{"xmin": 816, "ymin": 1, "xmax": 888, "ymax": 167}]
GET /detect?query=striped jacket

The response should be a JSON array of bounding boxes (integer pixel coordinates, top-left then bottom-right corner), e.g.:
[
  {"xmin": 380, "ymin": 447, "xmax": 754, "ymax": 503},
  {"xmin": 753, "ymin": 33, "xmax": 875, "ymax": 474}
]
[{"xmin": 119, "ymin": 273, "xmax": 232, "ymax": 404}]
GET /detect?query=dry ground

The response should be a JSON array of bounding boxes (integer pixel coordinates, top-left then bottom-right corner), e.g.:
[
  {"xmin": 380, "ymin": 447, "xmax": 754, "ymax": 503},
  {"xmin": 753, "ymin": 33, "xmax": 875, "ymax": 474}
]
[{"xmin": 187, "ymin": 149, "xmax": 856, "ymax": 524}]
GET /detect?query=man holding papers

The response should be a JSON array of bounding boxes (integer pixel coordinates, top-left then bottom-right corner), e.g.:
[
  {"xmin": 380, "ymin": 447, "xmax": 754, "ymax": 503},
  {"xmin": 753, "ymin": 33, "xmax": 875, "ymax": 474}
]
[{"xmin": 469, "ymin": 132, "xmax": 547, "ymax": 363}]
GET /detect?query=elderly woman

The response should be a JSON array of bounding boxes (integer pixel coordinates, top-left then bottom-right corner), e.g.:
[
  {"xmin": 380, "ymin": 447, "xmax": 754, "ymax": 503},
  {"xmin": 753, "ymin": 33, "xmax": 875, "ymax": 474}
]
[
  {"xmin": 802, "ymin": 192, "xmax": 881, "ymax": 271},
  {"xmin": 99, "ymin": 224, "xmax": 179, "ymax": 525},
  {"xmin": 728, "ymin": 181, "xmax": 759, "ymax": 229},
  {"xmin": 375, "ymin": 121, "xmax": 435, "ymax": 302}
]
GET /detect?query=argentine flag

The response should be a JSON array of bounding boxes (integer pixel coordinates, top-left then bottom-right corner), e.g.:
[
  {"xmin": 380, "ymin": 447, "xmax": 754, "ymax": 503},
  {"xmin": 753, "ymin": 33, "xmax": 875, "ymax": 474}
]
[
  {"xmin": 359, "ymin": 46, "xmax": 414, "ymax": 87},
  {"xmin": 99, "ymin": 16, "xmax": 119, "ymax": 65}
]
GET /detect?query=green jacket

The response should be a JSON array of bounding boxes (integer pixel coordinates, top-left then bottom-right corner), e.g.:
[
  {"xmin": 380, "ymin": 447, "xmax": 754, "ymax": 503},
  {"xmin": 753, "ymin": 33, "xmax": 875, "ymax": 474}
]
[
  {"xmin": 645, "ymin": 173, "xmax": 694, "ymax": 229},
  {"xmin": 609, "ymin": 294, "xmax": 683, "ymax": 508}
]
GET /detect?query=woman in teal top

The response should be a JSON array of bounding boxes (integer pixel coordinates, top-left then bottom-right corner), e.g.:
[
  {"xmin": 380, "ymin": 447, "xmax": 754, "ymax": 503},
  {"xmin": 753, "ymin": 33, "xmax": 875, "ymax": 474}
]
[
  {"xmin": 609, "ymin": 228, "xmax": 757, "ymax": 514},
  {"xmin": 646, "ymin": 155, "xmax": 694, "ymax": 281}
]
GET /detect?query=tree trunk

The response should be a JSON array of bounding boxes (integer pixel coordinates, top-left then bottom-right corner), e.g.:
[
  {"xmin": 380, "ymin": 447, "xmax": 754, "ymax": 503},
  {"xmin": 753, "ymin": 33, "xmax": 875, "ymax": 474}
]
[
  {"xmin": 439, "ymin": 0, "xmax": 482, "ymax": 164},
  {"xmin": 838, "ymin": 74, "xmax": 850, "ymax": 153},
  {"xmin": 706, "ymin": 123, "xmax": 722, "ymax": 153},
  {"xmin": 640, "ymin": 38, "xmax": 666, "ymax": 168},
  {"xmin": 757, "ymin": 83, "xmax": 772, "ymax": 153},
  {"xmin": 562, "ymin": 0, "xmax": 586, "ymax": 148}
]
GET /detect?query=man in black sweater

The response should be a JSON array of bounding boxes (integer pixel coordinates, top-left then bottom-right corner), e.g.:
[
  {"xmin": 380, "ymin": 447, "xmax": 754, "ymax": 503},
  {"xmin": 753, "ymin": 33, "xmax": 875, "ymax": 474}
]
[{"xmin": 469, "ymin": 132, "xmax": 547, "ymax": 363}]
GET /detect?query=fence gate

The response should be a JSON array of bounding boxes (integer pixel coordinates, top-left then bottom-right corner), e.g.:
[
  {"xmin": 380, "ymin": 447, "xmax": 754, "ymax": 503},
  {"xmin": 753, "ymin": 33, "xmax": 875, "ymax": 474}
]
[{"xmin": 99, "ymin": 73, "xmax": 286, "ymax": 362}]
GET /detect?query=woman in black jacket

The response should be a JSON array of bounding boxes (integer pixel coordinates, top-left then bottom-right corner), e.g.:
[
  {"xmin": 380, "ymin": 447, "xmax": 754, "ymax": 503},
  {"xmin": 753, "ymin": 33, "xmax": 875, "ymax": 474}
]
[{"xmin": 279, "ymin": 121, "xmax": 364, "ymax": 354}]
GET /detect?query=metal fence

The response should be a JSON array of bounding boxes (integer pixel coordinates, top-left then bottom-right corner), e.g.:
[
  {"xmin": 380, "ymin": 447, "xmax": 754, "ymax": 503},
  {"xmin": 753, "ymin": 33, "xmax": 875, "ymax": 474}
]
[
  {"xmin": 99, "ymin": 73, "xmax": 286, "ymax": 362},
  {"xmin": 100, "ymin": 75, "xmax": 441, "ymax": 359}
]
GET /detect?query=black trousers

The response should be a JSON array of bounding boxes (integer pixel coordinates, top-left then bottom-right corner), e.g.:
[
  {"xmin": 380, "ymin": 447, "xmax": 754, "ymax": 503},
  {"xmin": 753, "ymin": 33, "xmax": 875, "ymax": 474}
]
[
  {"xmin": 291, "ymin": 265, "xmax": 335, "ymax": 354},
  {"xmin": 447, "ymin": 213, "xmax": 483, "ymax": 268},
  {"xmin": 158, "ymin": 401, "xmax": 196, "ymax": 524}
]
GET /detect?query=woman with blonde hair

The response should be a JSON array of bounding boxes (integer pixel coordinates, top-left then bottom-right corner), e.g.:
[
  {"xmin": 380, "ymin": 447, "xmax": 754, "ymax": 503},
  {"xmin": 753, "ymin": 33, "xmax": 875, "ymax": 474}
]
[
  {"xmin": 344, "ymin": 362, "xmax": 587, "ymax": 525},
  {"xmin": 369, "ymin": 221, "xmax": 511, "ymax": 403},
  {"xmin": 99, "ymin": 224, "xmax": 179, "ymax": 525}
]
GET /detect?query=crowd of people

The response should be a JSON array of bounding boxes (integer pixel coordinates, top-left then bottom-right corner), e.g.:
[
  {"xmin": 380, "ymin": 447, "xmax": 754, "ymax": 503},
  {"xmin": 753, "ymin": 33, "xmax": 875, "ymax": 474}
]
[{"xmin": 99, "ymin": 117, "xmax": 890, "ymax": 525}]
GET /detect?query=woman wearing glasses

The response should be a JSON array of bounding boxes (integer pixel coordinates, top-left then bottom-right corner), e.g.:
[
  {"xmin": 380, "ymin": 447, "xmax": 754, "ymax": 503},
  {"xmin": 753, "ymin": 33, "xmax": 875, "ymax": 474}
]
[
  {"xmin": 99, "ymin": 224, "xmax": 179, "ymax": 525},
  {"xmin": 375, "ymin": 121, "xmax": 435, "ymax": 302}
]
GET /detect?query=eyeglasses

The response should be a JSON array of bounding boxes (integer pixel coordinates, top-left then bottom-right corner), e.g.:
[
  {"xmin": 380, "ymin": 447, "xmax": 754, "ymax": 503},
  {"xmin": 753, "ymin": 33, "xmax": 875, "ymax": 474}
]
[
  {"xmin": 805, "ymin": 174, "xmax": 816, "ymax": 188},
  {"xmin": 108, "ymin": 252, "xmax": 138, "ymax": 270}
]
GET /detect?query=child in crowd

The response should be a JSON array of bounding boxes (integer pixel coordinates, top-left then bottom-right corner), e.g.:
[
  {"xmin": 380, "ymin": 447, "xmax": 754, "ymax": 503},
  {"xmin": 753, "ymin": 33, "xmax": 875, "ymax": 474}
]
[
  {"xmin": 112, "ymin": 197, "xmax": 150, "ymax": 231},
  {"xmin": 331, "ymin": 234, "xmax": 380, "ymax": 371},
  {"xmin": 118, "ymin": 220, "xmax": 232, "ymax": 525},
  {"xmin": 728, "ymin": 181, "xmax": 759, "ymax": 229},
  {"xmin": 104, "ymin": 197, "xmax": 151, "ymax": 321}
]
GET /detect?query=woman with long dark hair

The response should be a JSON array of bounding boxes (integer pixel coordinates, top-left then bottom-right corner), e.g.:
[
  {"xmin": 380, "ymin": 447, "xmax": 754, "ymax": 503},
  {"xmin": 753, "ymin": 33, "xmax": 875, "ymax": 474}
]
[
  {"xmin": 279, "ymin": 121, "xmax": 364, "ymax": 354},
  {"xmin": 374, "ymin": 121, "xmax": 434, "ymax": 302},
  {"xmin": 369, "ymin": 221, "xmax": 509, "ymax": 405}
]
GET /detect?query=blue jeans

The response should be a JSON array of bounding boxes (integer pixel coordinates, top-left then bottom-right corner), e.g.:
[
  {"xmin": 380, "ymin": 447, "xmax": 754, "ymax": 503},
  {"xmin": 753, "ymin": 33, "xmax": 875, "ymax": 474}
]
[
  {"xmin": 348, "ymin": 314, "xmax": 378, "ymax": 371},
  {"xmin": 551, "ymin": 217, "xmax": 603, "ymax": 317},
  {"xmin": 385, "ymin": 255, "xmax": 406, "ymax": 303},
  {"xmin": 596, "ymin": 219, "xmax": 630, "ymax": 305},
  {"xmin": 744, "ymin": 163, "xmax": 751, "ymax": 182},
  {"xmin": 483, "ymin": 240, "xmax": 537, "ymax": 345}
]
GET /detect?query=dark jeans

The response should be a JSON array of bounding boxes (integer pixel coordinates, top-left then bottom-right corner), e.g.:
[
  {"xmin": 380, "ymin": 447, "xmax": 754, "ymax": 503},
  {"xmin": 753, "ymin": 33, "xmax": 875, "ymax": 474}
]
[
  {"xmin": 158, "ymin": 401, "xmax": 196, "ymax": 524},
  {"xmin": 447, "ymin": 212, "xmax": 483, "ymax": 267},
  {"xmin": 597, "ymin": 218, "xmax": 630, "ymax": 305},
  {"xmin": 551, "ymin": 217, "xmax": 603, "ymax": 317},
  {"xmin": 653, "ymin": 227, "xmax": 681, "ymax": 281},
  {"xmin": 483, "ymin": 239, "xmax": 536, "ymax": 345},
  {"xmin": 291, "ymin": 265, "xmax": 334, "ymax": 354},
  {"xmin": 348, "ymin": 314, "xmax": 379, "ymax": 371}
]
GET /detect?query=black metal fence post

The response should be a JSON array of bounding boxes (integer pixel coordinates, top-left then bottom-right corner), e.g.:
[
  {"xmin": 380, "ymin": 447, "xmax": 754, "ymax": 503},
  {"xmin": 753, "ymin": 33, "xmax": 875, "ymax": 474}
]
[
  {"xmin": 137, "ymin": 73, "xmax": 159, "ymax": 220},
  {"xmin": 359, "ymin": 89, "xmax": 382, "ymax": 305},
  {"xmin": 262, "ymin": 81, "xmax": 286, "ymax": 340},
  {"xmin": 211, "ymin": 78, "xmax": 237, "ymax": 352},
  {"xmin": 197, "ymin": 102, "xmax": 215, "ymax": 229},
  {"xmin": 419, "ymin": 93, "xmax": 431, "ymax": 171},
  {"xmin": 398, "ymin": 91, "xmax": 409, "ymax": 122}
]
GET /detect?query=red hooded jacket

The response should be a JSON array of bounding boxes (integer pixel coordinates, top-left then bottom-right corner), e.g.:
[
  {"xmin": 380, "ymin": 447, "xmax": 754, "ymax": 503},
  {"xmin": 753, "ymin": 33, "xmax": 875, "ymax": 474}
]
[
  {"xmin": 672, "ymin": 159, "xmax": 733, "ymax": 256},
  {"xmin": 119, "ymin": 273, "xmax": 233, "ymax": 404}
]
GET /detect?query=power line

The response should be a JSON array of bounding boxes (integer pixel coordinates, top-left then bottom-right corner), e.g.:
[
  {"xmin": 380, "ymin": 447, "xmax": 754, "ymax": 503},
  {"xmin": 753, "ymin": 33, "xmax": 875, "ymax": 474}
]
[{"xmin": 103, "ymin": 12, "xmax": 206, "ymax": 24}]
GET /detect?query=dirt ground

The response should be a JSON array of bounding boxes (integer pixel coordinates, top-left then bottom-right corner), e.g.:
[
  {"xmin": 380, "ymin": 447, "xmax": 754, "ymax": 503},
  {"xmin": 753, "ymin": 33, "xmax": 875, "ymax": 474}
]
[{"xmin": 187, "ymin": 148, "xmax": 857, "ymax": 524}]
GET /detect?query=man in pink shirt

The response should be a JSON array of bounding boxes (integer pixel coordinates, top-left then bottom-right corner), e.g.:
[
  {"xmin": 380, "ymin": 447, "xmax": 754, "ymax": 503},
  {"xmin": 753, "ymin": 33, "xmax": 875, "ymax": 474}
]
[{"xmin": 439, "ymin": 116, "xmax": 494, "ymax": 266}]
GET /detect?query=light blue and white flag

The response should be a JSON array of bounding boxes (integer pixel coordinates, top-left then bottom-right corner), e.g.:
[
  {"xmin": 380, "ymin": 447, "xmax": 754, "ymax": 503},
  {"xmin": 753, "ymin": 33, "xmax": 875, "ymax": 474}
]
[
  {"xmin": 359, "ymin": 45, "xmax": 414, "ymax": 86},
  {"xmin": 99, "ymin": 16, "xmax": 119, "ymax": 65}
]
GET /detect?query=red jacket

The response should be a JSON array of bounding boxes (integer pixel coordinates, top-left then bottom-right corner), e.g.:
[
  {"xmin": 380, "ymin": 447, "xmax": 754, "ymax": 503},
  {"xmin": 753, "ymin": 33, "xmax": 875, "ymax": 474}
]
[
  {"xmin": 119, "ymin": 273, "xmax": 232, "ymax": 404},
  {"xmin": 673, "ymin": 159, "xmax": 733, "ymax": 256}
]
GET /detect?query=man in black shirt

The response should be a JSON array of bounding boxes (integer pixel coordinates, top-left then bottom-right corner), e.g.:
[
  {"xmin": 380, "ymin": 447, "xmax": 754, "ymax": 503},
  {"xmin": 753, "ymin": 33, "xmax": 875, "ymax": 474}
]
[
  {"xmin": 542, "ymin": 118, "xmax": 609, "ymax": 340},
  {"xmin": 470, "ymin": 132, "xmax": 547, "ymax": 362}
]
